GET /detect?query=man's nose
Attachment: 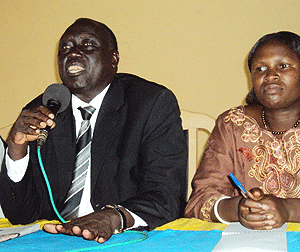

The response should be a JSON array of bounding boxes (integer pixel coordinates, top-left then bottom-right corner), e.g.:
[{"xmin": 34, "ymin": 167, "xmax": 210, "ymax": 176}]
[{"xmin": 67, "ymin": 47, "xmax": 82, "ymax": 59}]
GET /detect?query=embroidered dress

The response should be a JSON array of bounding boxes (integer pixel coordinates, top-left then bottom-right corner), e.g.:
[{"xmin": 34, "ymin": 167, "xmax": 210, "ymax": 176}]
[{"xmin": 185, "ymin": 105, "xmax": 300, "ymax": 221}]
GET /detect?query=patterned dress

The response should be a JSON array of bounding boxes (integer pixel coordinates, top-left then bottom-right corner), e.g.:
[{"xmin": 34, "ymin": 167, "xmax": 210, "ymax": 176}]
[{"xmin": 184, "ymin": 105, "xmax": 300, "ymax": 221}]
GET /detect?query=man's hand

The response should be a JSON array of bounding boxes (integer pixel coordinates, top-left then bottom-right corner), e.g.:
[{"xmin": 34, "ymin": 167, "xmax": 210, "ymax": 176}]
[
  {"xmin": 7, "ymin": 105, "xmax": 55, "ymax": 160},
  {"xmin": 43, "ymin": 208, "xmax": 134, "ymax": 243}
]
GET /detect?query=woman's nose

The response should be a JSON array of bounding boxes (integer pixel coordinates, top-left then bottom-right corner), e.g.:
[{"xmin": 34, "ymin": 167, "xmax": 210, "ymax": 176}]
[{"xmin": 264, "ymin": 68, "xmax": 279, "ymax": 81}]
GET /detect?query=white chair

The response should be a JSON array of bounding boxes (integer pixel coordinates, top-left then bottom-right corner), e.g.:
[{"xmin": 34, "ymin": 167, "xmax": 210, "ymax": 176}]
[{"xmin": 181, "ymin": 109, "xmax": 215, "ymax": 198}]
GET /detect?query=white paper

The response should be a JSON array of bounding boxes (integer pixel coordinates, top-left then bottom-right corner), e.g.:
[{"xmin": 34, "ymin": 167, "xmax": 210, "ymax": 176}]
[
  {"xmin": 0, "ymin": 137, "xmax": 4, "ymax": 175},
  {"xmin": 212, "ymin": 222, "xmax": 287, "ymax": 252},
  {"xmin": 0, "ymin": 224, "xmax": 40, "ymax": 242}
]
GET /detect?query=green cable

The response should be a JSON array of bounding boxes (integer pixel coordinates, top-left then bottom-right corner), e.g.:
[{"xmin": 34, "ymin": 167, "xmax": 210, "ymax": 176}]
[
  {"xmin": 37, "ymin": 147, "xmax": 149, "ymax": 250},
  {"xmin": 37, "ymin": 146, "xmax": 66, "ymax": 223},
  {"xmin": 65, "ymin": 230, "xmax": 148, "ymax": 251}
]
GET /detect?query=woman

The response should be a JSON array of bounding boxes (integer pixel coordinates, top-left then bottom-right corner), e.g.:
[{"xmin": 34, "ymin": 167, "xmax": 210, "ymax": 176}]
[{"xmin": 185, "ymin": 31, "xmax": 300, "ymax": 230}]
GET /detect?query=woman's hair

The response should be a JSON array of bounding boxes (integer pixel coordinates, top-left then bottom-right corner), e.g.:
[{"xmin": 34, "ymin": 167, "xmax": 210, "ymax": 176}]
[{"xmin": 246, "ymin": 31, "xmax": 300, "ymax": 105}]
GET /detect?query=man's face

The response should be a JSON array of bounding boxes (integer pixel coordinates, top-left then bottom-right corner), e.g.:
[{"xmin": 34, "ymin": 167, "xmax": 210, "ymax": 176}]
[{"xmin": 58, "ymin": 21, "xmax": 118, "ymax": 102}]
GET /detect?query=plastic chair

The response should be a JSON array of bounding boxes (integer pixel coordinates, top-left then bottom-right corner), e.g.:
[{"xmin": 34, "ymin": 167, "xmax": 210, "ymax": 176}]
[{"xmin": 181, "ymin": 109, "xmax": 215, "ymax": 198}]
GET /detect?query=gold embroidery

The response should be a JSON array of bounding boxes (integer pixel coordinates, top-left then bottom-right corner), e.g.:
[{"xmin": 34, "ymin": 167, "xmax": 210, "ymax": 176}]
[
  {"xmin": 225, "ymin": 107, "xmax": 263, "ymax": 144},
  {"xmin": 225, "ymin": 107, "xmax": 300, "ymax": 198},
  {"xmin": 200, "ymin": 196, "xmax": 219, "ymax": 222},
  {"xmin": 224, "ymin": 107, "xmax": 245, "ymax": 126}
]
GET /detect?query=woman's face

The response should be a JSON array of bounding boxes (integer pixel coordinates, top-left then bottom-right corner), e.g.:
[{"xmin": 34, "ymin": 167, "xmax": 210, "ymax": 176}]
[{"xmin": 250, "ymin": 41, "xmax": 300, "ymax": 109}]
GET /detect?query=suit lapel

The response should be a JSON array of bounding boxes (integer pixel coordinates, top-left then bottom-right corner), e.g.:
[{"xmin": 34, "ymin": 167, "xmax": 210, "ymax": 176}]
[
  {"xmin": 47, "ymin": 76, "xmax": 127, "ymax": 198},
  {"xmin": 51, "ymin": 104, "xmax": 76, "ymax": 198},
  {"xmin": 91, "ymin": 77, "xmax": 126, "ymax": 191}
]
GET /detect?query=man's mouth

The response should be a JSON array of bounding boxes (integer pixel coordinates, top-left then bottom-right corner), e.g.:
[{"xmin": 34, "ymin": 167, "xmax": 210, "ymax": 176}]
[{"xmin": 67, "ymin": 64, "xmax": 85, "ymax": 74}]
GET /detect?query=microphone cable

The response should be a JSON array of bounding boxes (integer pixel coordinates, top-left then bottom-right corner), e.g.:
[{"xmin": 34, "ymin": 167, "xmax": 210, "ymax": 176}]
[
  {"xmin": 37, "ymin": 146, "xmax": 148, "ymax": 250},
  {"xmin": 37, "ymin": 146, "xmax": 66, "ymax": 223},
  {"xmin": 64, "ymin": 230, "xmax": 148, "ymax": 251}
]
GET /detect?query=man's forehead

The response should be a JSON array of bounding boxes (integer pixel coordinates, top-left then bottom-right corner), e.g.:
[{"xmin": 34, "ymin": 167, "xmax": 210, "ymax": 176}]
[{"xmin": 61, "ymin": 21, "xmax": 104, "ymax": 39}]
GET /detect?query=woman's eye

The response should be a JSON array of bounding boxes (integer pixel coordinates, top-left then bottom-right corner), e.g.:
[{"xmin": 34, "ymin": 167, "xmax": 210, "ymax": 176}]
[
  {"xmin": 256, "ymin": 66, "xmax": 267, "ymax": 72},
  {"xmin": 279, "ymin": 63, "xmax": 290, "ymax": 69}
]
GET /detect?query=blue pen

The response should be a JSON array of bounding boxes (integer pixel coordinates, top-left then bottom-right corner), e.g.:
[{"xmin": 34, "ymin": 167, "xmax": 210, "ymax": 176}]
[{"xmin": 229, "ymin": 173, "xmax": 249, "ymax": 198}]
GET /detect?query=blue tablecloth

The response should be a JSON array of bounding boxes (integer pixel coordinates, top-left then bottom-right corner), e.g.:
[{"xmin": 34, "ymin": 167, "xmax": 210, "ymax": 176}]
[
  {"xmin": 0, "ymin": 229, "xmax": 299, "ymax": 252},
  {"xmin": 0, "ymin": 229, "xmax": 220, "ymax": 252}
]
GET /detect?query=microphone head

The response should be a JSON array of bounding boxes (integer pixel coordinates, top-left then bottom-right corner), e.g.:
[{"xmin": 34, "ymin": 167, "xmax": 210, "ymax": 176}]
[{"xmin": 42, "ymin": 83, "xmax": 71, "ymax": 114}]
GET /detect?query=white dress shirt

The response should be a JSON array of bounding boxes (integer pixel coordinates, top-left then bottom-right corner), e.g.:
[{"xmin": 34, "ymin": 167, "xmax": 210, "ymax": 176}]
[
  {"xmin": 0, "ymin": 138, "xmax": 5, "ymax": 218},
  {"xmin": 6, "ymin": 84, "xmax": 147, "ymax": 228}
]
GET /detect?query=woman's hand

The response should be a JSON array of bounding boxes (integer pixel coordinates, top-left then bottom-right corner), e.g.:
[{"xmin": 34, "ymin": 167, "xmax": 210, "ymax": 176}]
[
  {"xmin": 238, "ymin": 187, "xmax": 288, "ymax": 230},
  {"xmin": 253, "ymin": 194, "xmax": 288, "ymax": 228}
]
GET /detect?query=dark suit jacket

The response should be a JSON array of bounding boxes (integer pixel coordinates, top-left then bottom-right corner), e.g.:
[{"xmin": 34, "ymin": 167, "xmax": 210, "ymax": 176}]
[{"xmin": 0, "ymin": 73, "xmax": 187, "ymax": 229}]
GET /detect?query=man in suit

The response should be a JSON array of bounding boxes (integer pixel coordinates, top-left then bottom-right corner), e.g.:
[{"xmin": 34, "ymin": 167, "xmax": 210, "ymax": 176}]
[{"xmin": 0, "ymin": 18, "xmax": 187, "ymax": 243}]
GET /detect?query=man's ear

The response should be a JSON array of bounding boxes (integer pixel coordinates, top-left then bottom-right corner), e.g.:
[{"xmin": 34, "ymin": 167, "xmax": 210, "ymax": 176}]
[{"xmin": 112, "ymin": 52, "xmax": 119, "ymax": 69}]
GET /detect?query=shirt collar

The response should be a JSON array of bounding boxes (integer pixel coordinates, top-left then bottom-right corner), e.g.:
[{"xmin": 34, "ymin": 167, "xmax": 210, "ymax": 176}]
[{"xmin": 71, "ymin": 84, "xmax": 110, "ymax": 117}]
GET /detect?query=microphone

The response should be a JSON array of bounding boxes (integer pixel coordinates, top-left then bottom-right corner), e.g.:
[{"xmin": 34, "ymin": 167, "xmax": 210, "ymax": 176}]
[{"xmin": 37, "ymin": 83, "xmax": 71, "ymax": 148}]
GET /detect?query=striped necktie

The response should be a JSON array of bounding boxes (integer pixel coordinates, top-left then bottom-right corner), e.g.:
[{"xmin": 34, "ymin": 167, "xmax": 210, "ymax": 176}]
[{"xmin": 61, "ymin": 105, "xmax": 96, "ymax": 220}]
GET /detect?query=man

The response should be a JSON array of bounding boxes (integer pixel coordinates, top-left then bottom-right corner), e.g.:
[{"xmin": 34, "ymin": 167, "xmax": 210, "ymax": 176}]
[{"xmin": 0, "ymin": 18, "xmax": 187, "ymax": 243}]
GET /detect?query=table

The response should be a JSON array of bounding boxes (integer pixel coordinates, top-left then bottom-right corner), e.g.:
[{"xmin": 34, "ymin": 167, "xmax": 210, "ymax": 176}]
[{"xmin": 0, "ymin": 218, "xmax": 300, "ymax": 251}]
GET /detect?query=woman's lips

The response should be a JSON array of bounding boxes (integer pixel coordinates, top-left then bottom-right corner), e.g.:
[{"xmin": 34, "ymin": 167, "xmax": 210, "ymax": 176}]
[{"xmin": 263, "ymin": 84, "xmax": 283, "ymax": 94}]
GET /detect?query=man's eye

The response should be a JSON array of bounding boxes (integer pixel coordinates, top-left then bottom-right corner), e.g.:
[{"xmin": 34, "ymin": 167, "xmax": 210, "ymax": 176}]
[
  {"xmin": 83, "ymin": 42, "xmax": 94, "ymax": 47},
  {"xmin": 61, "ymin": 45, "xmax": 71, "ymax": 52}
]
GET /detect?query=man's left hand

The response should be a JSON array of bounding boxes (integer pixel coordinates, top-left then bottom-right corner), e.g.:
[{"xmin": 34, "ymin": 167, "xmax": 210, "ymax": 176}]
[{"xmin": 43, "ymin": 208, "xmax": 133, "ymax": 243}]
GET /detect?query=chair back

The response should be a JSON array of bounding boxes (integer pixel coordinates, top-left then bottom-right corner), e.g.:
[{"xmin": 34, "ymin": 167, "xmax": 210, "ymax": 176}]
[{"xmin": 181, "ymin": 109, "xmax": 215, "ymax": 198}]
